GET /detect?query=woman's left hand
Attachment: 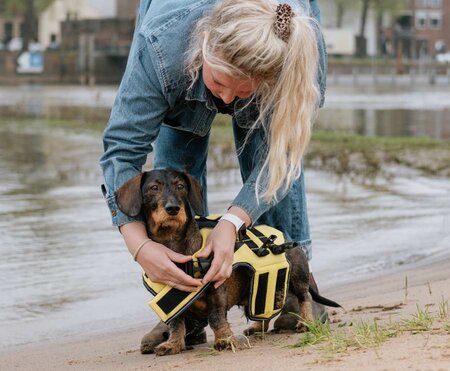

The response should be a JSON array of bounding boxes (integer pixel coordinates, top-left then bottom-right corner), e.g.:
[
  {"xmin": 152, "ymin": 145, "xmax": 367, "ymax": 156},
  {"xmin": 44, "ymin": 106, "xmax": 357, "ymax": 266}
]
[{"xmin": 196, "ymin": 220, "xmax": 237, "ymax": 289}]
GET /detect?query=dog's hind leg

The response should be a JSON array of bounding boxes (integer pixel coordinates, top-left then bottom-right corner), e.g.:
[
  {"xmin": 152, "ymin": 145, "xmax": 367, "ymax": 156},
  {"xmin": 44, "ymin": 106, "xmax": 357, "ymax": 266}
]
[
  {"xmin": 296, "ymin": 292, "xmax": 314, "ymax": 332},
  {"xmin": 154, "ymin": 317, "xmax": 186, "ymax": 356}
]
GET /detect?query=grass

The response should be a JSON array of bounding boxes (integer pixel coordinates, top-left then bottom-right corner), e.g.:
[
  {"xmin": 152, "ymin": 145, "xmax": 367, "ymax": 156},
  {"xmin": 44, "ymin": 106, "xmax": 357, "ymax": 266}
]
[
  {"xmin": 438, "ymin": 297, "xmax": 449, "ymax": 320},
  {"xmin": 306, "ymin": 131, "xmax": 450, "ymax": 179},
  {"xmin": 290, "ymin": 301, "xmax": 449, "ymax": 357},
  {"xmin": 400, "ymin": 306, "xmax": 434, "ymax": 333}
]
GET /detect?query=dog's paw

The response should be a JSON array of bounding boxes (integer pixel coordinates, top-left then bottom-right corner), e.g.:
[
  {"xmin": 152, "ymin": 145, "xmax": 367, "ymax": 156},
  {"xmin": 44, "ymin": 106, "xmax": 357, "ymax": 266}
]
[
  {"xmin": 243, "ymin": 321, "xmax": 269, "ymax": 336},
  {"xmin": 154, "ymin": 341, "xmax": 183, "ymax": 356},
  {"xmin": 295, "ymin": 320, "xmax": 309, "ymax": 333},
  {"xmin": 214, "ymin": 336, "xmax": 250, "ymax": 352}
]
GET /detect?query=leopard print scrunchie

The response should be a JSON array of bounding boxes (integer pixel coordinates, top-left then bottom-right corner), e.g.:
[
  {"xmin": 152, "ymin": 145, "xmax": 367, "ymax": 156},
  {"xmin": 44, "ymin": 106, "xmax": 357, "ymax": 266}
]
[{"xmin": 273, "ymin": 3, "xmax": 294, "ymax": 43}]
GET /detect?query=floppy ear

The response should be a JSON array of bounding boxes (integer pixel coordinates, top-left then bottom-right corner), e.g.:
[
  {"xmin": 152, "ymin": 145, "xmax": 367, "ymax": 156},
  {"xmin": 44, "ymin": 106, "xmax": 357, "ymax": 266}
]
[
  {"xmin": 184, "ymin": 172, "xmax": 204, "ymax": 216},
  {"xmin": 115, "ymin": 173, "xmax": 144, "ymax": 217}
]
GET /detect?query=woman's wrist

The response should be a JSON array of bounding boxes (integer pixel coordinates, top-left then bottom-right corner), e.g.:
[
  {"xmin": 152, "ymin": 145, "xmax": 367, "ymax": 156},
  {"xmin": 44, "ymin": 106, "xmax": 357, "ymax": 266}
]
[
  {"xmin": 227, "ymin": 206, "xmax": 252, "ymax": 227},
  {"xmin": 120, "ymin": 222, "xmax": 151, "ymax": 260}
]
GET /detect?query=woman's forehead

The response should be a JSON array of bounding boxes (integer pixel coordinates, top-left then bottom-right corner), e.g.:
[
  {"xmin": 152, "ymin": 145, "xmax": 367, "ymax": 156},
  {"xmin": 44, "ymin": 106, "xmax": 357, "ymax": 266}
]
[{"xmin": 207, "ymin": 62, "xmax": 257, "ymax": 90}]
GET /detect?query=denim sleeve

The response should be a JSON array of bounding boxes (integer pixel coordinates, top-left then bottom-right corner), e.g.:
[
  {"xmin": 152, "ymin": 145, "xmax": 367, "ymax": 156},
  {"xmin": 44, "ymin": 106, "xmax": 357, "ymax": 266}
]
[
  {"xmin": 310, "ymin": 0, "xmax": 327, "ymax": 107},
  {"xmin": 99, "ymin": 30, "xmax": 169, "ymax": 227}
]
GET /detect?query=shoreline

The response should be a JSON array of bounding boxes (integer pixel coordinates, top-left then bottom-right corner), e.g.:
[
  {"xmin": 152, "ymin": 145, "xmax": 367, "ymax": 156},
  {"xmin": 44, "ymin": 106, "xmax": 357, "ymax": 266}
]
[{"xmin": 2, "ymin": 254, "xmax": 449, "ymax": 370}]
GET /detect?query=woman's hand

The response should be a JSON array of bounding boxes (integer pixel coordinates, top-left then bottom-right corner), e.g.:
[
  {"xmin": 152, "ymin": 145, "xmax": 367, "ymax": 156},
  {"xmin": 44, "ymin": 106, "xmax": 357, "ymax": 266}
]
[
  {"xmin": 120, "ymin": 222, "xmax": 202, "ymax": 292},
  {"xmin": 196, "ymin": 207, "xmax": 251, "ymax": 288},
  {"xmin": 196, "ymin": 220, "xmax": 237, "ymax": 289},
  {"xmin": 136, "ymin": 241, "xmax": 203, "ymax": 292}
]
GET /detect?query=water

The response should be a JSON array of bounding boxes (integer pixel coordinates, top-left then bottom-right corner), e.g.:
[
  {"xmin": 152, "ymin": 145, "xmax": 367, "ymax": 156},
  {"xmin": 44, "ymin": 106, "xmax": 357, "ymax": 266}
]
[
  {"xmin": 0, "ymin": 84, "xmax": 450, "ymax": 350},
  {"xmin": 318, "ymin": 85, "xmax": 450, "ymax": 139},
  {"xmin": 1, "ymin": 84, "xmax": 450, "ymax": 139}
]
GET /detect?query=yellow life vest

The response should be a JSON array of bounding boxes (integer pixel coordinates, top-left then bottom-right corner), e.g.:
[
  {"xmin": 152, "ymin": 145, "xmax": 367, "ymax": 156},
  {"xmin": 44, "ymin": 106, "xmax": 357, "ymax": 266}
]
[{"xmin": 142, "ymin": 215, "xmax": 292, "ymax": 324}]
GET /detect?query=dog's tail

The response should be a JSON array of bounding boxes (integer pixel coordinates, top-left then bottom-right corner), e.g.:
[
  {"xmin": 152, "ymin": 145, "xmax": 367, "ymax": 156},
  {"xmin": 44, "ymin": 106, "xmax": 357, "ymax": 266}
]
[{"xmin": 309, "ymin": 287, "xmax": 342, "ymax": 308}]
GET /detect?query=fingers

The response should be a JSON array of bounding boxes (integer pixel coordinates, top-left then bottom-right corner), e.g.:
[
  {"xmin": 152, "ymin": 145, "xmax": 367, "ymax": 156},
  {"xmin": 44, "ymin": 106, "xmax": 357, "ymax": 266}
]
[
  {"xmin": 202, "ymin": 252, "xmax": 233, "ymax": 285},
  {"xmin": 195, "ymin": 244, "xmax": 212, "ymax": 259},
  {"xmin": 167, "ymin": 250, "xmax": 193, "ymax": 263},
  {"xmin": 214, "ymin": 279, "xmax": 226, "ymax": 289},
  {"xmin": 201, "ymin": 256, "xmax": 222, "ymax": 284},
  {"xmin": 170, "ymin": 264, "xmax": 203, "ymax": 288},
  {"xmin": 167, "ymin": 280, "xmax": 199, "ymax": 293}
]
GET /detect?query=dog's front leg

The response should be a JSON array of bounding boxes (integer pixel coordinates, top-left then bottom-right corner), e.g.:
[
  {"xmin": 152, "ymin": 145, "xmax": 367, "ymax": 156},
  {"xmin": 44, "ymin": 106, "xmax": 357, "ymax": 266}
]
[
  {"xmin": 154, "ymin": 316, "xmax": 186, "ymax": 356},
  {"xmin": 207, "ymin": 285, "xmax": 246, "ymax": 351}
]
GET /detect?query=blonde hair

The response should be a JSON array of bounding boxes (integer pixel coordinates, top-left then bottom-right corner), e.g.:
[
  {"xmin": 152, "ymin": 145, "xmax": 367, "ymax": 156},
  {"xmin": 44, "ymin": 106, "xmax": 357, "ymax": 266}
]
[{"xmin": 186, "ymin": 0, "xmax": 320, "ymax": 203}]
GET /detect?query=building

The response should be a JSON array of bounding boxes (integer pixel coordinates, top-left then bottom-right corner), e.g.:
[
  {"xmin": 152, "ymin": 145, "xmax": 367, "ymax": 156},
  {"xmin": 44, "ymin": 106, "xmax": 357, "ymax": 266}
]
[
  {"xmin": 0, "ymin": 15, "xmax": 23, "ymax": 46},
  {"xmin": 0, "ymin": 0, "xmax": 24, "ymax": 47},
  {"xmin": 38, "ymin": 0, "xmax": 138, "ymax": 50},
  {"xmin": 388, "ymin": 0, "xmax": 450, "ymax": 58}
]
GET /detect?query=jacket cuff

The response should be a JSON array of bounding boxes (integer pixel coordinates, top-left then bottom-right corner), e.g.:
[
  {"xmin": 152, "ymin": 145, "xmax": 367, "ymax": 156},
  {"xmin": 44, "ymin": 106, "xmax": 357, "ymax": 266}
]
[
  {"xmin": 101, "ymin": 184, "xmax": 145, "ymax": 227},
  {"xmin": 231, "ymin": 181, "xmax": 273, "ymax": 225}
]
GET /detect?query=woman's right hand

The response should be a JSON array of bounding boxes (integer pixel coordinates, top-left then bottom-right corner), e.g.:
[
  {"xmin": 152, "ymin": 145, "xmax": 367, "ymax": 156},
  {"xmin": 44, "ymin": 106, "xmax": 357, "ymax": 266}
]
[
  {"xmin": 120, "ymin": 222, "xmax": 202, "ymax": 292},
  {"xmin": 136, "ymin": 240, "xmax": 202, "ymax": 292}
]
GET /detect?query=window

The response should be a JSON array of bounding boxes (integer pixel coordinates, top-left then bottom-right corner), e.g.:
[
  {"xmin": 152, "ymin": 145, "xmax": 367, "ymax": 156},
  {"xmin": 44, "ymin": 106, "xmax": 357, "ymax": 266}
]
[
  {"xmin": 415, "ymin": 11, "xmax": 427, "ymax": 29},
  {"xmin": 415, "ymin": 0, "xmax": 427, "ymax": 7},
  {"xmin": 428, "ymin": 0, "xmax": 442, "ymax": 8},
  {"xmin": 429, "ymin": 11, "xmax": 442, "ymax": 29},
  {"xmin": 4, "ymin": 22, "xmax": 12, "ymax": 43}
]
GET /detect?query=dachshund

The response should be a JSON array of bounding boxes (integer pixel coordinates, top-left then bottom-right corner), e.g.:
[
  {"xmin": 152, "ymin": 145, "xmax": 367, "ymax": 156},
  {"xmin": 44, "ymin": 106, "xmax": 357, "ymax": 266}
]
[{"xmin": 116, "ymin": 169, "xmax": 340, "ymax": 356}]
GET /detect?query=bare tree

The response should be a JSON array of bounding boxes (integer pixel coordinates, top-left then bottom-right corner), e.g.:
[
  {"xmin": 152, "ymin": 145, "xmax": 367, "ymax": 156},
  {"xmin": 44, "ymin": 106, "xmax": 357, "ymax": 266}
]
[{"xmin": 356, "ymin": 0, "xmax": 409, "ymax": 57}]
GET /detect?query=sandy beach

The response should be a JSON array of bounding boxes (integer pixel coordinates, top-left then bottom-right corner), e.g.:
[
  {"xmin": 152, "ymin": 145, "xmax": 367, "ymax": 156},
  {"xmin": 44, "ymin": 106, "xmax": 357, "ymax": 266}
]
[{"xmin": 2, "ymin": 255, "xmax": 449, "ymax": 371}]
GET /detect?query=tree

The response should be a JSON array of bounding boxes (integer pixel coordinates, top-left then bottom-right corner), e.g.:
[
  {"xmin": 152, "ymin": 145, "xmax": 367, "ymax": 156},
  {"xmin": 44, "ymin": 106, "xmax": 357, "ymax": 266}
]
[
  {"xmin": 356, "ymin": 0, "xmax": 409, "ymax": 57},
  {"xmin": 334, "ymin": 0, "xmax": 357, "ymax": 28},
  {"xmin": 372, "ymin": 0, "xmax": 410, "ymax": 56},
  {"xmin": 0, "ymin": 0, "xmax": 55, "ymax": 51}
]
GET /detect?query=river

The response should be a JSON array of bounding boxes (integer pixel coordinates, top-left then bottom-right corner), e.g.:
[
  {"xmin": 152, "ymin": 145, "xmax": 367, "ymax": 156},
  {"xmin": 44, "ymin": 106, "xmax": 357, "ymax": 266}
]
[{"xmin": 0, "ymin": 84, "xmax": 449, "ymax": 350}]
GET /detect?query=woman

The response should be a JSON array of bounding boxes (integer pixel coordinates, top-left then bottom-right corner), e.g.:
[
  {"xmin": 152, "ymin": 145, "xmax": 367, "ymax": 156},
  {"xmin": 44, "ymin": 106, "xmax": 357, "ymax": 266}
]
[{"xmin": 100, "ymin": 0, "xmax": 326, "ymax": 352}]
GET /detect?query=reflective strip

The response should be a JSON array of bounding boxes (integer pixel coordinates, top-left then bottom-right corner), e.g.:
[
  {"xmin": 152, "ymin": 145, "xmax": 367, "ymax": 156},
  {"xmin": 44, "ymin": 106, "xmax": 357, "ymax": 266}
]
[
  {"xmin": 254, "ymin": 273, "xmax": 269, "ymax": 315},
  {"xmin": 274, "ymin": 267, "xmax": 288, "ymax": 310}
]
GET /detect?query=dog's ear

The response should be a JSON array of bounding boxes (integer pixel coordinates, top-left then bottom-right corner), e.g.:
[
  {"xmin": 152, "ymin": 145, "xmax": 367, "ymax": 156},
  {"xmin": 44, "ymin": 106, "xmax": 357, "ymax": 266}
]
[
  {"xmin": 184, "ymin": 172, "xmax": 204, "ymax": 216},
  {"xmin": 115, "ymin": 173, "xmax": 144, "ymax": 217}
]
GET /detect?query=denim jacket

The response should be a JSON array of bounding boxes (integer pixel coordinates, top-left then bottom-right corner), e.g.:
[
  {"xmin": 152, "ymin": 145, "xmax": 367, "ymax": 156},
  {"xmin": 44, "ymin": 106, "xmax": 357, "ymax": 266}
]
[{"xmin": 100, "ymin": 0, "xmax": 327, "ymax": 227}]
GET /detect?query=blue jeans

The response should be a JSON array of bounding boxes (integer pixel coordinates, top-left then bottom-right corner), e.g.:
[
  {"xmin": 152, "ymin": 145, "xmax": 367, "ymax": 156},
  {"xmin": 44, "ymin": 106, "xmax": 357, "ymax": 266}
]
[{"xmin": 153, "ymin": 124, "xmax": 312, "ymax": 260}]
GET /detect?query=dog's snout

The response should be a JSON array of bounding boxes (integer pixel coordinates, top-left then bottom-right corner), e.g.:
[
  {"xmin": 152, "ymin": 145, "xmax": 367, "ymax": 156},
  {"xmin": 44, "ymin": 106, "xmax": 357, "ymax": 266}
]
[{"xmin": 165, "ymin": 203, "xmax": 180, "ymax": 216}]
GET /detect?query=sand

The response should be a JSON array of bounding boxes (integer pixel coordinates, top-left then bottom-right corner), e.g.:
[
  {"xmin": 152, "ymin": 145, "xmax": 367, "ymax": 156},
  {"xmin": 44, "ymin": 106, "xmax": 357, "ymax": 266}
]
[{"xmin": 2, "ymin": 257, "xmax": 450, "ymax": 371}]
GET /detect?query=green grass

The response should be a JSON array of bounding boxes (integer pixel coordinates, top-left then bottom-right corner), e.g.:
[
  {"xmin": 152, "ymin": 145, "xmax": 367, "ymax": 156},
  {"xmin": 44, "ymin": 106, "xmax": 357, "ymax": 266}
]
[
  {"xmin": 400, "ymin": 306, "xmax": 434, "ymax": 333},
  {"xmin": 306, "ymin": 131, "xmax": 450, "ymax": 179},
  {"xmin": 290, "ymin": 302, "xmax": 449, "ymax": 357}
]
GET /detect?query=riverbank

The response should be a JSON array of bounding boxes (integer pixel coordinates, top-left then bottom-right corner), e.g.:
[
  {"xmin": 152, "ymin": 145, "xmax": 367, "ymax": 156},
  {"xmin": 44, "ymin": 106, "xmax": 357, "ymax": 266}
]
[
  {"xmin": 2, "ymin": 255, "xmax": 449, "ymax": 370},
  {"xmin": 2, "ymin": 116, "xmax": 449, "ymax": 179}
]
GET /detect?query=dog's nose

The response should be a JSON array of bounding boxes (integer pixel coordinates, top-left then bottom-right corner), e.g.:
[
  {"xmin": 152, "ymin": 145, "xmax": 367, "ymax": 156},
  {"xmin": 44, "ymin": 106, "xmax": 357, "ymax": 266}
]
[{"xmin": 165, "ymin": 204, "xmax": 180, "ymax": 216}]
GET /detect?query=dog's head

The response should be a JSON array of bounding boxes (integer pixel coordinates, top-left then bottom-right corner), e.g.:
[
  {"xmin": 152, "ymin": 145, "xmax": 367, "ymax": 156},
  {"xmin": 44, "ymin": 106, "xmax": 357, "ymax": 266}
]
[{"xmin": 115, "ymin": 169, "xmax": 204, "ymax": 237}]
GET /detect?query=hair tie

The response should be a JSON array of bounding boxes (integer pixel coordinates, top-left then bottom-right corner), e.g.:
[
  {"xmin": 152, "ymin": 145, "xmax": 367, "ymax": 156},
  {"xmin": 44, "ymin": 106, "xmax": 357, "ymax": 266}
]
[{"xmin": 274, "ymin": 3, "xmax": 294, "ymax": 43}]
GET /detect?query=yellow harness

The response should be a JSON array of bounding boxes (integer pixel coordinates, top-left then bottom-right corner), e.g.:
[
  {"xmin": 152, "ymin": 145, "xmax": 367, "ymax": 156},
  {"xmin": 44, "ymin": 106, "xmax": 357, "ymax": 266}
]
[{"xmin": 142, "ymin": 215, "xmax": 292, "ymax": 323}]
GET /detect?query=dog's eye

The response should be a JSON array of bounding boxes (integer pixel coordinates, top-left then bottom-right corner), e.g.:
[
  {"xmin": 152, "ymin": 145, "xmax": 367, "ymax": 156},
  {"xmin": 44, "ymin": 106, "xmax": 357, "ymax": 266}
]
[
  {"xmin": 150, "ymin": 185, "xmax": 159, "ymax": 191},
  {"xmin": 176, "ymin": 184, "xmax": 185, "ymax": 190}
]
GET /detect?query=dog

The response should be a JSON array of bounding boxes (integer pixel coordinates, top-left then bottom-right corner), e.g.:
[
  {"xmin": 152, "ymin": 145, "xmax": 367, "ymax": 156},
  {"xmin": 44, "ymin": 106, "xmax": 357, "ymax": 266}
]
[{"xmin": 116, "ymin": 169, "xmax": 340, "ymax": 356}]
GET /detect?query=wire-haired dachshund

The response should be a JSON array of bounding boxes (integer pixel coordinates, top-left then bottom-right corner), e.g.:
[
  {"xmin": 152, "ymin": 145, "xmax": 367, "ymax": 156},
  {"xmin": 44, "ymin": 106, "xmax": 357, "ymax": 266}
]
[{"xmin": 116, "ymin": 169, "xmax": 339, "ymax": 356}]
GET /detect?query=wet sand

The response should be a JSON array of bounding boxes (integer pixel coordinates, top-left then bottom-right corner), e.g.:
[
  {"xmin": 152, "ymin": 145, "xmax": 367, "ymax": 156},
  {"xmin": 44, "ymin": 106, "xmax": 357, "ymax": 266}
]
[{"xmin": 2, "ymin": 256, "xmax": 449, "ymax": 371}]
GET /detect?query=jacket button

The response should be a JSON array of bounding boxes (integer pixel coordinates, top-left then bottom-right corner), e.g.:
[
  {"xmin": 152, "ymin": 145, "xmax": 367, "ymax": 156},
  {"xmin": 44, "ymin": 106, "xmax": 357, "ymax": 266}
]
[{"xmin": 111, "ymin": 210, "xmax": 117, "ymax": 217}]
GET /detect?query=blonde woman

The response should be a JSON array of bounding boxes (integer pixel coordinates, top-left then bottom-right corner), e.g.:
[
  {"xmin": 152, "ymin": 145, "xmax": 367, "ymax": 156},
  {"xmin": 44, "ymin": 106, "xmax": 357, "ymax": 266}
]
[{"xmin": 100, "ymin": 0, "xmax": 326, "ymax": 353}]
